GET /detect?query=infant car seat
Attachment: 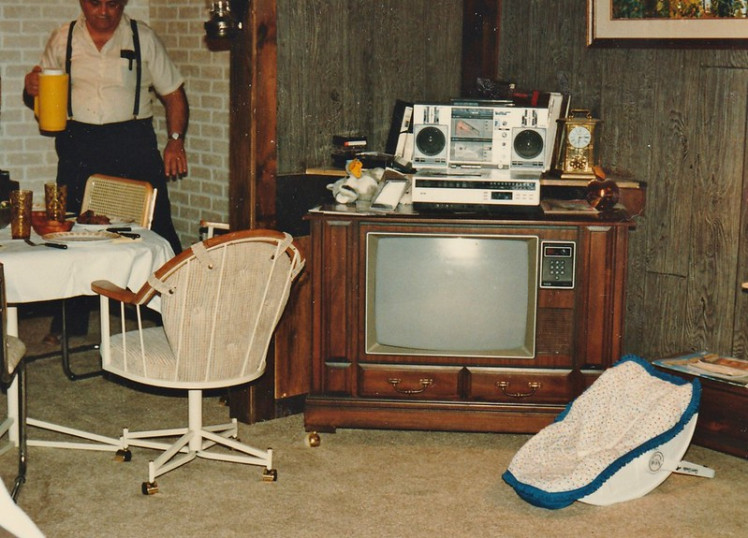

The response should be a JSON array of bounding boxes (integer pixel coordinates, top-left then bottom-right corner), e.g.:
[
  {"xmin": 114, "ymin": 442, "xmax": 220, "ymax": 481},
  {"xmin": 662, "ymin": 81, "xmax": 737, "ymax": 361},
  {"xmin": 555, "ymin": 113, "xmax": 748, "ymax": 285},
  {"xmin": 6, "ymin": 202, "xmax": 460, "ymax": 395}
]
[{"xmin": 503, "ymin": 355, "xmax": 714, "ymax": 509}]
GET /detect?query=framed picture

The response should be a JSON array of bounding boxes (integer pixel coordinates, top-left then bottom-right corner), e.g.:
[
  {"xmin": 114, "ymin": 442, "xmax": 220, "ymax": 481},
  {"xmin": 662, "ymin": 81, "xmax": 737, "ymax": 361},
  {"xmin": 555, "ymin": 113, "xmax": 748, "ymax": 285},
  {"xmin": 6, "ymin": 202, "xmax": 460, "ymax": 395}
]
[{"xmin": 587, "ymin": 0, "xmax": 748, "ymax": 46}]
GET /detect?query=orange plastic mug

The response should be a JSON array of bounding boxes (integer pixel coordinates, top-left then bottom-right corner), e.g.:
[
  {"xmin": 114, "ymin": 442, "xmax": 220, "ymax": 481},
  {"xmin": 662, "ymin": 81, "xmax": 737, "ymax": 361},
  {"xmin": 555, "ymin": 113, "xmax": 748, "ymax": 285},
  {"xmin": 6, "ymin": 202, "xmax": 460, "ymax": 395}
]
[{"xmin": 35, "ymin": 70, "xmax": 69, "ymax": 132}]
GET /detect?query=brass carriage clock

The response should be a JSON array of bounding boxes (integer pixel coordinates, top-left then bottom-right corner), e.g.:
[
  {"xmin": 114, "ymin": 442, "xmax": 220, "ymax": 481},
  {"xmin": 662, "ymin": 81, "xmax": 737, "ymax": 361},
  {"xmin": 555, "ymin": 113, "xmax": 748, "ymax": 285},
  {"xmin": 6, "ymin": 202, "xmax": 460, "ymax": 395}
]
[{"xmin": 553, "ymin": 109, "xmax": 602, "ymax": 179}]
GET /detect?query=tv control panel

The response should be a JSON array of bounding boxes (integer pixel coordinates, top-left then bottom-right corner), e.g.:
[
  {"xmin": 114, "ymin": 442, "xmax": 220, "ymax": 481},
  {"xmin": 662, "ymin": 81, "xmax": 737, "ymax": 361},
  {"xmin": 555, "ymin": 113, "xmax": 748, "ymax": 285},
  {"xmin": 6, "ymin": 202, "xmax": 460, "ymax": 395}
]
[{"xmin": 539, "ymin": 240, "xmax": 576, "ymax": 289}]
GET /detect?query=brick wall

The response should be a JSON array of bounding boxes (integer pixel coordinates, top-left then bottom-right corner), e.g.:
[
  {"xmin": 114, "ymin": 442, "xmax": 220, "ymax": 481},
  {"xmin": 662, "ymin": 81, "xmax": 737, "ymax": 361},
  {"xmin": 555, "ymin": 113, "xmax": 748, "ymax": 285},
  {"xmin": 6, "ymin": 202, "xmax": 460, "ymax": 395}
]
[{"xmin": 0, "ymin": 0, "xmax": 230, "ymax": 248}]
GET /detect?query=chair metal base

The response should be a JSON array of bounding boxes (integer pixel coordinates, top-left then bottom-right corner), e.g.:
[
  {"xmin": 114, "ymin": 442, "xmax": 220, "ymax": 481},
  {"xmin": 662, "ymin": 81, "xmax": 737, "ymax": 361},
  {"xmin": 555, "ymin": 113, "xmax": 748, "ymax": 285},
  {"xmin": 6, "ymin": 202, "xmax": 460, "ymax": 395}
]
[
  {"xmin": 122, "ymin": 389, "xmax": 276, "ymax": 494},
  {"xmin": 60, "ymin": 298, "xmax": 103, "ymax": 380},
  {"xmin": 2, "ymin": 302, "xmax": 119, "ymax": 517},
  {"xmin": 26, "ymin": 417, "xmax": 127, "ymax": 453},
  {"xmin": 23, "ymin": 298, "xmax": 103, "ymax": 381},
  {"xmin": 0, "ymin": 364, "xmax": 28, "ymax": 502}
]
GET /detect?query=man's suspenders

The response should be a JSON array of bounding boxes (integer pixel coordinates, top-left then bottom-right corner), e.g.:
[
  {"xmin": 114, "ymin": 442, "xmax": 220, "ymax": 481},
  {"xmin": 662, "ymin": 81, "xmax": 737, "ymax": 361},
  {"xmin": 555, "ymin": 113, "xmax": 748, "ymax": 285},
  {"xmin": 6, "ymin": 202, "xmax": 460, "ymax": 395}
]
[
  {"xmin": 65, "ymin": 21, "xmax": 75, "ymax": 118},
  {"xmin": 130, "ymin": 19, "xmax": 141, "ymax": 118},
  {"xmin": 65, "ymin": 19, "xmax": 142, "ymax": 119}
]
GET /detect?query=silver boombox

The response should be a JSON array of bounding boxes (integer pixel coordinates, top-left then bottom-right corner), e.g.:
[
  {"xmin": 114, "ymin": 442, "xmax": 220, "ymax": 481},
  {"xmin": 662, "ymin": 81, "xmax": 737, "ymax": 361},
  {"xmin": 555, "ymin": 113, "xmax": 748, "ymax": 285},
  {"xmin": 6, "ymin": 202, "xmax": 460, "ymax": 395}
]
[{"xmin": 411, "ymin": 102, "xmax": 554, "ymax": 172}]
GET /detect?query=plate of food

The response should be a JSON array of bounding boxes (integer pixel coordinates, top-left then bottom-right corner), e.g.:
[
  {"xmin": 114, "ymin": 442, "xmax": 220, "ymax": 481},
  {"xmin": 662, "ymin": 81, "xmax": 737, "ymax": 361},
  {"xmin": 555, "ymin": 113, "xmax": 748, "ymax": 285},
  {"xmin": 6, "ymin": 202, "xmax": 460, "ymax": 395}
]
[
  {"xmin": 74, "ymin": 210, "xmax": 133, "ymax": 230},
  {"xmin": 42, "ymin": 230, "xmax": 121, "ymax": 243}
]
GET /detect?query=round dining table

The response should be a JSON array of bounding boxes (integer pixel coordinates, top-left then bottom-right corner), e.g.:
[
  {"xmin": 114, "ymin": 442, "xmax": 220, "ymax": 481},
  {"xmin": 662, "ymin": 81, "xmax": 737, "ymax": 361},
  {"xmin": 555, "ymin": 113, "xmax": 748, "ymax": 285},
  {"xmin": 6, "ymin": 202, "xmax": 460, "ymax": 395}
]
[
  {"xmin": 0, "ymin": 224, "xmax": 174, "ymax": 305},
  {"xmin": 0, "ymin": 223, "xmax": 175, "ymax": 447}
]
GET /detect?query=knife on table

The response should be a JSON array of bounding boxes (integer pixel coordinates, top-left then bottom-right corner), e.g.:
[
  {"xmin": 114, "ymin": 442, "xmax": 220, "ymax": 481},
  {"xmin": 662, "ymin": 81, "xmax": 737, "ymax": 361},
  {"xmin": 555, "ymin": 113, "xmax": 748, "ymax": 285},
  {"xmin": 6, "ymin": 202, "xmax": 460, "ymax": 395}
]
[
  {"xmin": 24, "ymin": 239, "xmax": 68, "ymax": 249},
  {"xmin": 107, "ymin": 227, "xmax": 140, "ymax": 239}
]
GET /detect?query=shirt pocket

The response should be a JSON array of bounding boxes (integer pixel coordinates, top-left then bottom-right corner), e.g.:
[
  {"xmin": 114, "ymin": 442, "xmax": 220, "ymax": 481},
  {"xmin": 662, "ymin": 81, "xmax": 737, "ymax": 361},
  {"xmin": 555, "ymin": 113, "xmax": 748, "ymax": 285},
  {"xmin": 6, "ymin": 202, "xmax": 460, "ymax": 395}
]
[{"xmin": 101, "ymin": 55, "xmax": 136, "ymax": 88}]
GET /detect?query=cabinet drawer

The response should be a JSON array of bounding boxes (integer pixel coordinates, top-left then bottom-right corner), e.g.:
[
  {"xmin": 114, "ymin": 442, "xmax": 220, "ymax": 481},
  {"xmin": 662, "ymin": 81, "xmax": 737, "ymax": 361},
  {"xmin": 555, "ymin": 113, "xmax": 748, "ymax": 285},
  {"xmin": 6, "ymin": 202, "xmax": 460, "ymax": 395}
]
[
  {"xmin": 467, "ymin": 368, "xmax": 574, "ymax": 404},
  {"xmin": 359, "ymin": 365, "xmax": 462, "ymax": 400}
]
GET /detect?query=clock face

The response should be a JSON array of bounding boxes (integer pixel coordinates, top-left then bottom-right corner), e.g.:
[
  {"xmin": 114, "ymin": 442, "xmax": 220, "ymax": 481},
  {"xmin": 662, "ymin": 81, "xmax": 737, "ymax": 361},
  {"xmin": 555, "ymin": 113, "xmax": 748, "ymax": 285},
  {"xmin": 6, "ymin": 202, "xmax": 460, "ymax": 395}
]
[{"xmin": 568, "ymin": 125, "xmax": 592, "ymax": 149}]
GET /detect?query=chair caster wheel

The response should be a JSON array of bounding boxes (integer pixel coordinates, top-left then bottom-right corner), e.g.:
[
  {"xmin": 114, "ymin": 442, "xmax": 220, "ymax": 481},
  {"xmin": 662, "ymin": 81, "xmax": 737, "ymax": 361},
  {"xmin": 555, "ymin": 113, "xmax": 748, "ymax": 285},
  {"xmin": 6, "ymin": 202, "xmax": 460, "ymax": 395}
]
[
  {"xmin": 305, "ymin": 432, "xmax": 320, "ymax": 448},
  {"xmin": 262, "ymin": 468, "xmax": 278, "ymax": 482},
  {"xmin": 114, "ymin": 449, "xmax": 132, "ymax": 462},
  {"xmin": 142, "ymin": 481, "xmax": 159, "ymax": 495}
]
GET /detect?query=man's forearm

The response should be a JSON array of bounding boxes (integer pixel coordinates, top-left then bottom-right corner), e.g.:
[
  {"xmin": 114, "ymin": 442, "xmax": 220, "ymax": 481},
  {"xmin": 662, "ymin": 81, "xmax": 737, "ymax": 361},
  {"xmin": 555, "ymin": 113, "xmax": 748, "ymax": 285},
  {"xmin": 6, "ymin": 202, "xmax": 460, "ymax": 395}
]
[{"xmin": 162, "ymin": 85, "xmax": 189, "ymax": 137}]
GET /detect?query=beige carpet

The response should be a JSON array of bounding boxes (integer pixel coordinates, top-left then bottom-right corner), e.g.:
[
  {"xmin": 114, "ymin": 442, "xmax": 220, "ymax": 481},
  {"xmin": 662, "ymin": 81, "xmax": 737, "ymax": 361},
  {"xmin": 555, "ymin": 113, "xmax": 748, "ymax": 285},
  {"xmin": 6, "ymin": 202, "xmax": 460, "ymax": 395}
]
[{"xmin": 1, "ymin": 306, "xmax": 746, "ymax": 538}]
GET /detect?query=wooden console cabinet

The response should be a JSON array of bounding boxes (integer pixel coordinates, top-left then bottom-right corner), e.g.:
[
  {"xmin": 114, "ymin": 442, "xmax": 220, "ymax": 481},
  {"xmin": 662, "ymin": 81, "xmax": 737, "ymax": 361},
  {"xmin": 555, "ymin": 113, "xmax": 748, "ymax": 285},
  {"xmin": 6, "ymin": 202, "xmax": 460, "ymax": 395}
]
[
  {"xmin": 304, "ymin": 208, "xmax": 635, "ymax": 435},
  {"xmin": 654, "ymin": 364, "xmax": 747, "ymax": 459}
]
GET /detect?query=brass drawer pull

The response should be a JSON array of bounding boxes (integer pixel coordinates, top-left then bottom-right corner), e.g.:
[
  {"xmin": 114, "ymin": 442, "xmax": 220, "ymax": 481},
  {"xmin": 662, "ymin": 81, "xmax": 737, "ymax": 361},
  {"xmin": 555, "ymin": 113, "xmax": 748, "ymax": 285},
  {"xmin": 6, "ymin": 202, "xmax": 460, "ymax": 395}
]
[
  {"xmin": 497, "ymin": 380, "xmax": 541, "ymax": 398},
  {"xmin": 387, "ymin": 377, "xmax": 433, "ymax": 395}
]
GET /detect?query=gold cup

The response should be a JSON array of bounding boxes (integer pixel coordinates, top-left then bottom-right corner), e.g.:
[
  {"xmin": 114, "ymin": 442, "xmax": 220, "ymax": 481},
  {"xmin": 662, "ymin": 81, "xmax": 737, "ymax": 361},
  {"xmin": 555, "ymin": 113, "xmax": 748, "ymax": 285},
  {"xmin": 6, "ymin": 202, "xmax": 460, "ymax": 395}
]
[
  {"xmin": 34, "ymin": 69, "xmax": 69, "ymax": 132},
  {"xmin": 10, "ymin": 190, "xmax": 33, "ymax": 239},
  {"xmin": 44, "ymin": 183, "xmax": 67, "ymax": 222}
]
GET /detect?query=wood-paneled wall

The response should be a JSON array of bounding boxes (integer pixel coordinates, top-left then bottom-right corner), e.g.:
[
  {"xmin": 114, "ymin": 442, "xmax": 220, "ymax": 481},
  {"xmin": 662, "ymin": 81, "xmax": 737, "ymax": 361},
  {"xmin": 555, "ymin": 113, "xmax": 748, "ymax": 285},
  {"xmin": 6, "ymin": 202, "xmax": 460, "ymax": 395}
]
[
  {"xmin": 276, "ymin": 0, "xmax": 463, "ymax": 174},
  {"xmin": 233, "ymin": 0, "xmax": 748, "ymax": 361},
  {"xmin": 499, "ymin": 0, "xmax": 748, "ymax": 360}
]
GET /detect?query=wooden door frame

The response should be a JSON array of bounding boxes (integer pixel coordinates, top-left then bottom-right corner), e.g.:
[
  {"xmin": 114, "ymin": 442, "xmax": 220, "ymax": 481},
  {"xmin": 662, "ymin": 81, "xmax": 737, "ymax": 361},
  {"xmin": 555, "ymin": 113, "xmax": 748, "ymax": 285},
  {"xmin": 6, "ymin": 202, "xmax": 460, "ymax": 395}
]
[{"xmin": 229, "ymin": 0, "xmax": 277, "ymax": 231}]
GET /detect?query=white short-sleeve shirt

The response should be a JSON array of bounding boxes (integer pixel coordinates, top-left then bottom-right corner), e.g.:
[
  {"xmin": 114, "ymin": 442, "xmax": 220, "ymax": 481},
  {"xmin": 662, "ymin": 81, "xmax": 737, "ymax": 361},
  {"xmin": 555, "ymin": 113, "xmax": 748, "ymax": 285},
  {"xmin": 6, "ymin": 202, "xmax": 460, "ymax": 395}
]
[{"xmin": 39, "ymin": 13, "xmax": 184, "ymax": 125}]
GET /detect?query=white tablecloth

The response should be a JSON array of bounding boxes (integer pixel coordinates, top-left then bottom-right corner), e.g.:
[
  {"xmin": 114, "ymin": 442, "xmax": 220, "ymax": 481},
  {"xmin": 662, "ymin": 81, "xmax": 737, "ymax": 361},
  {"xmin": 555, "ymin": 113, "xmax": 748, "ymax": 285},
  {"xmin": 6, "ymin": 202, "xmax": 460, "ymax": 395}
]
[
  {"xmin": 1, "ymin": 223, "xmax": 175, "ymax": 447},
  {"xmin": 0, "ymin": 224, "xmax": 175, "ymax": 304}
]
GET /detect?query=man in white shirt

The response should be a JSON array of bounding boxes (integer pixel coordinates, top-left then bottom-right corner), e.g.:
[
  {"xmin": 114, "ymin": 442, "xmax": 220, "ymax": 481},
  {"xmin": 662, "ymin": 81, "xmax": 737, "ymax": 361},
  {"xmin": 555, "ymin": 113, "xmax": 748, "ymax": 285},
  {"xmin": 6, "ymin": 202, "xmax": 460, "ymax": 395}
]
[
  {"xmin": 24, "ymin": 0, "xmax": 187, "ymax": 254},
  {"xmin": 23, "ymin": 0, "xmax": 188, "ymax": 342}
]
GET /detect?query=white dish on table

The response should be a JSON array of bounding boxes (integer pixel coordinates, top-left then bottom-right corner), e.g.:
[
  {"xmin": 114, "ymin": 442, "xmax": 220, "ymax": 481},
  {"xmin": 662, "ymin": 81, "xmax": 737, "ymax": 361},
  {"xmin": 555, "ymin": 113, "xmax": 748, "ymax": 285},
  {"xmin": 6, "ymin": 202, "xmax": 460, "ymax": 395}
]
[{"xmin": 43, "ymin": 231, "xmax": 121, "ymax": 243}]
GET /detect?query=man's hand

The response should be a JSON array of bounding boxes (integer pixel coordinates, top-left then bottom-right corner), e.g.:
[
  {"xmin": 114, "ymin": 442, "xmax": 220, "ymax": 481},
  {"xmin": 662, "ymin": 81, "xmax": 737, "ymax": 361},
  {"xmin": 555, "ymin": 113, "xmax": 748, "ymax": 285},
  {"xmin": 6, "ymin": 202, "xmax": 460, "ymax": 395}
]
[
  {"xmin": 161, "ymin": 86, "xmax": 189, "ymax": 178},
  {"xmin": 164, "ymin": 138, "xmax": 187, "ymax": 178},
  {"xmin": 24, "ymin": 66, "xmax": 42, "ymax": 98}
]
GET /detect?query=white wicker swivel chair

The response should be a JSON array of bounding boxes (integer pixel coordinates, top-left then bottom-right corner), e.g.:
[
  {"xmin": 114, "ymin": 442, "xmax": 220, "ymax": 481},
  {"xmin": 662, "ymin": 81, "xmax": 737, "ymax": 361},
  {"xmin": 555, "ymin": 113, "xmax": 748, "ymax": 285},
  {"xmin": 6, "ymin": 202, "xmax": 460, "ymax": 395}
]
[{"xmin": 92, "ymin": 229, "xmax": 304, "ymax": 494}]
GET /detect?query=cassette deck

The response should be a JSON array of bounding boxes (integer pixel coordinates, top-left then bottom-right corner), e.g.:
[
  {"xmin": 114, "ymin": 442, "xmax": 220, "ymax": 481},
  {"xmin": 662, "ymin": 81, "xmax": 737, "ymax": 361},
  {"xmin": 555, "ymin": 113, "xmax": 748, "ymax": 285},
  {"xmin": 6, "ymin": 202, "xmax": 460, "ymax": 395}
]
[{"xmin": 411, "ymin": 169, "xmax": 540, "ymax": 207}]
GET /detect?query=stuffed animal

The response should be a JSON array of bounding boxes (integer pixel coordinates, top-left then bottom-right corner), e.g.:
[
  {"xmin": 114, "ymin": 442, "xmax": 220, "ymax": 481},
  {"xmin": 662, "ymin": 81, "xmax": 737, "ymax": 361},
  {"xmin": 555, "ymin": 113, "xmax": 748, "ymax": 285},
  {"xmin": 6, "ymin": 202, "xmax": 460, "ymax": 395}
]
[{"xmin": 327, "ymin": 159, "xmax": 384, "ymax": 204}]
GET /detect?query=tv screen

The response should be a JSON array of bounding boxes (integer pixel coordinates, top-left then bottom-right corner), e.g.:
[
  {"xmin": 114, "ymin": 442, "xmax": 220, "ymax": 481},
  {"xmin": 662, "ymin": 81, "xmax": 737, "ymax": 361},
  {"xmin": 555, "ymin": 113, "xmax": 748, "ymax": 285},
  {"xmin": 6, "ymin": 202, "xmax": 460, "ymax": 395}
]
[{"xmin": 366, "ymin": 232, "xmax": 538, "ymax": 358}]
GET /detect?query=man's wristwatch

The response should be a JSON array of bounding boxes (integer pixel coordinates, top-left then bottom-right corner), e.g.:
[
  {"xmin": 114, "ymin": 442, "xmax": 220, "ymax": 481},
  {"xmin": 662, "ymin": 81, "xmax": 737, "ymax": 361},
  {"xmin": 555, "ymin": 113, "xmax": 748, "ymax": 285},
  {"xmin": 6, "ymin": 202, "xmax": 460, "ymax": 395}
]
[{"xmin": 169, "ymin": 132, "xmax": 183, "ymax": 141}]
